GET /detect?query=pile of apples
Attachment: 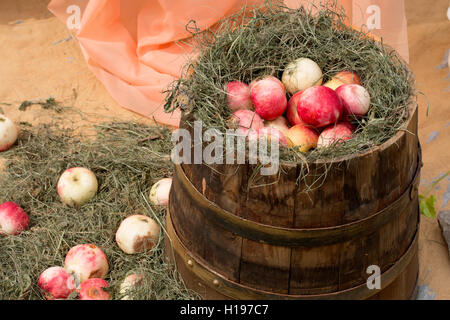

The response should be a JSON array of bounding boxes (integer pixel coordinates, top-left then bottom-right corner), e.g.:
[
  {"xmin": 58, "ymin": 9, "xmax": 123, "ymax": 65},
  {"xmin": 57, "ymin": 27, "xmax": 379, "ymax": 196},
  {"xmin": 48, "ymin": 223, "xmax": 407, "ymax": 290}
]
[
  {"xmin": 0, "ymin": 163, "xmax": 164, "ymax": 300},
  {"xmin": 37, "ymin": 243, "xmax": 145, "ymax": 300},
  {"xmin": 226, "ymin": 57, "xmax": 371, "ymax": 151},
  {"xmin": 0, "ymin": 118, "xmax": 171, "ymax": 300},
  {"xmin": 34, "ymin": 174, "xmax": 164, "ymax": 300},
  {"xmin": 34, "ymin": 172, "xmax": 165, "ymax": 300}
]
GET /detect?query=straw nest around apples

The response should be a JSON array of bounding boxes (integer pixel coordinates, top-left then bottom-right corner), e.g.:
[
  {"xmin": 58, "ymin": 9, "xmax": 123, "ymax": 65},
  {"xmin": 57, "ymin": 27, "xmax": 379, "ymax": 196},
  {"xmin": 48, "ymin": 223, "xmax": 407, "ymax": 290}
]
[{"xmin": 164, "ymin": 1, "xmax": 414, "ymax": 166}]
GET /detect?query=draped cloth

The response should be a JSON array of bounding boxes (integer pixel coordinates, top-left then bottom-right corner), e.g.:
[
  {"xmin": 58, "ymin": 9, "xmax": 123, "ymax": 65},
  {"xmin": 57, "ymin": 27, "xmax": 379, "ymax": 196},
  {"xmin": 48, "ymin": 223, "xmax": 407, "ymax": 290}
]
[{"xmin": 48, "ymin": 0, "xmax": 408, "ymax": 127}]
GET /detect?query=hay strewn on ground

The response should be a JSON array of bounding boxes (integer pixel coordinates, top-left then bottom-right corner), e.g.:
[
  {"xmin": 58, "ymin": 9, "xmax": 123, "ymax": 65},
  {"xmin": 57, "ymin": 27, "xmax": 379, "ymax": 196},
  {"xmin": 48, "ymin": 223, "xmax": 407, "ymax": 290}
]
[
  {"xmin": 165, "ymin": 1, "xmax": 413, "ymax": 164},
  {"xmin": 0, "ymin": 122, "xmax": 200, "ymax": 300}
]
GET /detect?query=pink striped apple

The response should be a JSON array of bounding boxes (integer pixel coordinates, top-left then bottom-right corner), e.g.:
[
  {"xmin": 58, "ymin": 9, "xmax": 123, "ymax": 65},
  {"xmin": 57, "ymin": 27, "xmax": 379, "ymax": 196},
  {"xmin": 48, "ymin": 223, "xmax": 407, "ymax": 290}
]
[
  {"xmin": 286, "ymin": 91, "xmax": 310, "ymax": 127},
  {"xmin": 317, "ymin": 123, "xmax": 354, "ymax": 148},
  {"xmin": 38, "ymin": 266, "xmax": 76, "ymax": 300},
  {"xmin": 229, "ymin": 110, "xmax": 264, "ymax": 135},
  {"xmin": 335, "ymin": 84, "xmax": 371, "ymax": 117},
  {"xmin": 0, "ymin": 202, "xmax": 29, "ymax": 235},
  {"xmin": 78, "ymin": 278, "xmax": 110, "ymax": 300},
  {"xmin": 250, "ymin": 76, "xmax": 287, "ymax": 120},
  {"xmin": 225, "ymin": 81, "xmax": 253, "ymax": 111},
  {"xmin": 64, "ymin": 244, "xmax": 109, "ymax": 284},
  {"xmin": 297, "ymin": 86, "xmax": 343, "ymax": 128}
]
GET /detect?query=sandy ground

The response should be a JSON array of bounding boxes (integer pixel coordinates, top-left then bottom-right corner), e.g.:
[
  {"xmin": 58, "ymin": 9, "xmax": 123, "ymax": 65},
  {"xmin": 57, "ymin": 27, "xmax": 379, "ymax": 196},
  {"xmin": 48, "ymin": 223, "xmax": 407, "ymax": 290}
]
[
  {"xmin": 405, "ymin": 0, "xmax": 450, "ymax": 300},
  {"xmin": 0, "ymin": 0, "xmax": 449, "ymax": 299}
]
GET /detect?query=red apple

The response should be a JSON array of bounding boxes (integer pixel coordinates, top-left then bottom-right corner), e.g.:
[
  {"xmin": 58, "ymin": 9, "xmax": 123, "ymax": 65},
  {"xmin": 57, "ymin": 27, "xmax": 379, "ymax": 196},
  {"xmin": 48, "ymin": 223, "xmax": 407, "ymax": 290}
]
[
  {"xmin": 225, "ymin": 81, "xmax": 253, "ymax": 111},
  {"xmin": 0, "ymin": 115, "xmax": 18, "ymax": 152},
  {"xmin": 286, "ymin": 91, "xmax": 309, "ymax": 126},
  {"xmin": 323, "ymin": 71, "xmax": 361, "ymax": 90},
  {"xmin": 317, "ymin": 123, "xmax": 354, "ymax": 148},
  {"xmin": 64, "ymin": 244, "xmax": 109, "ymax": 284},
  {"xmin": 250, "ymin": 76, "xmax": 287, "ymax": 120},
  {"xmin": 78, "ymin": 278, "xmax": 110, "ymax": 300},
  {"xmin": 249, "ymin": 76, "xmax": 284, "ymax": 91},
  {"xmin": 229, "ymin": 110, "xmax": 264, "ymax": 135},
  {"xmin": 0, "ymin": 202, "xmax": 29, "ymax": 235},
  {"xmin": 286, "ymin": 125, "xmax": 319, "ymax": 152},
  {"xmin": 297, "ymin": 86, "xmax": 343, "ymax": 128},
  {"xmin": 250, "ymin": 127, "xmax": 289, "ymax": 146},
  {"xmin": 264, "ymin": 116, "xmax": 290, "ymax": 137},
  {"xmin": 38, "ymin": 266, "xmax": 76, "ymax": 300},
  {"xmin": 120, "ymin": 273, "xmax": 144, "ymax": 300},
  {"xmin": 335, "ymin": 84, "xmax": 371, "ymax": 117},
  {"xmin": 340, "ymin": 121, "xmax": 356, "ymax": 132}
]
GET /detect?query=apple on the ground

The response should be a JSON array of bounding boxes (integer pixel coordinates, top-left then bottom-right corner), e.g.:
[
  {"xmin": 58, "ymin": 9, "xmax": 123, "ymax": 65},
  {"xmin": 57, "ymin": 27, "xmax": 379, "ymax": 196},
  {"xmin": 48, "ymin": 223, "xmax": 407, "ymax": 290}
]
[
  {"xmin": 115, "ymin": 215, "xmax": 160, "ymax": 254},
  {"xmin": 0, "ymin": 115, "xmax": 18, "ymax": 152},
  {"xmin": 78, "ymin": 278, "xmax": 110, "ymax": 300},
  {"xmin": 38, "ymin": 266, "xmax": 76, "ymax": 300},
  {"xmin": 119, "ymin": 273, "xmax": 144, "ymax": 300},
  {"xmin": 64, "ymin": 244, "xmax": 109, "ymax": 284},
  {"xmin": 57, "ymin": 167, "xmax": 98, "ymax": 207},
  {"xmin": 0, "ymin": 201, "xmax": 29, "ymax": 235},
  {"xmin": 149, "ymin": 178, "xmax": 172, "ymax": 206}
]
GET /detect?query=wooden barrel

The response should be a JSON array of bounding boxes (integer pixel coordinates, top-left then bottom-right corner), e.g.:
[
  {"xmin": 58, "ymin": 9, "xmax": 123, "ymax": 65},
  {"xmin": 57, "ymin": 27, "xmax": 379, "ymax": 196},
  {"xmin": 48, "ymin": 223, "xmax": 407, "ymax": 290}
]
[{"xmin": 165, "ymin": 95, "xmax": 421, "ymax": 300}]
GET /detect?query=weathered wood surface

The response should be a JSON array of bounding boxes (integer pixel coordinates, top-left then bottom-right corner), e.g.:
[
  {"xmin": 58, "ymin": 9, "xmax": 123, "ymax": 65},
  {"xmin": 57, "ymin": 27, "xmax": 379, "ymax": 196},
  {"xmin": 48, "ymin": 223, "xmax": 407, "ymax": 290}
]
[
  {"xmin": 168, "ymin": 94, "xmax": 420, "ymax": 299},
  {"xmin": 165, "ymin": 206, "xmax": 420, "ymax": 300}
]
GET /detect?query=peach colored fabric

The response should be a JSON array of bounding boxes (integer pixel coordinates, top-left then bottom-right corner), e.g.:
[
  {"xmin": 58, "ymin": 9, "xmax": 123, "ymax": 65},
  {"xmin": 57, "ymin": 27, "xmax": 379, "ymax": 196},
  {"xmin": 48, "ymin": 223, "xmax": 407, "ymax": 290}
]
[
  {"xmin": 48, "ymin": 0, "xmax": 408, "ymax": 127},
  {"xmin": 285, "ymin": 0, "xmax": 409, "ymax": 61}
]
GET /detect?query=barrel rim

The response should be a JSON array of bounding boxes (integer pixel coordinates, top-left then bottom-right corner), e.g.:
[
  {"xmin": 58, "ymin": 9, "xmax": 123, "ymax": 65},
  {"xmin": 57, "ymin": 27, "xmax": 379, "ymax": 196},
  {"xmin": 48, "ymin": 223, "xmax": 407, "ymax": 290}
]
[
  {"xmin": 292, "ymin": 83, "xmax": 417, "ymax": 167},
  {"xmin": 173, "ymin": 145, "xmax": 421, "ymax": 246},
  {"xmin": 181, "ymin": 92, "xmax": 417, "ymax": 169},
  {"xmin": 181, "ymin": 58, "xmax": 417, "ymax": 169}
]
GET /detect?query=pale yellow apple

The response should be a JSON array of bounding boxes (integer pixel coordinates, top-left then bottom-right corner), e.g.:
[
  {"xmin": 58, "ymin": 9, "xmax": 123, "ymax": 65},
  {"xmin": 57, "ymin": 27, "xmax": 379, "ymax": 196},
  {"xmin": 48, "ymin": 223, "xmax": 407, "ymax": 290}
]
[
  {"xmin": 119, "ymin": 273, "xmax": 144, "ymax": 300},
  {"xmin": 149, "ymin": 178, "xmax": 172, "ymax": 206},
  {"xmin": 0, "ymin": 115, "xmax": 18, "ymax": 152},
  {"xmin": 57, "ymin": 167, "xmax": 98, "ymax": 207},
  {"xmin": 115, "ymin": 215, "xmax": 160, "ymax": 254},
  {"xmin": 282, "ymin": 58, "xmax": 323, "ymax": 94}
]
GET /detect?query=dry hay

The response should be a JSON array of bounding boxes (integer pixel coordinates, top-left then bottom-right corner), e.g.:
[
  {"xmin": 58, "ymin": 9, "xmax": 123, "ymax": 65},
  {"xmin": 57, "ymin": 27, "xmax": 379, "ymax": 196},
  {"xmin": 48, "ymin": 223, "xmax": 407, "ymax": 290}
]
[
  {"xmin": 0, "ymin": 121, "xmax": 199, "ymax": 300},
  {"xmin": 165, "ymin": 1, "xmax": 413, "ymax": 165}
]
